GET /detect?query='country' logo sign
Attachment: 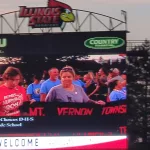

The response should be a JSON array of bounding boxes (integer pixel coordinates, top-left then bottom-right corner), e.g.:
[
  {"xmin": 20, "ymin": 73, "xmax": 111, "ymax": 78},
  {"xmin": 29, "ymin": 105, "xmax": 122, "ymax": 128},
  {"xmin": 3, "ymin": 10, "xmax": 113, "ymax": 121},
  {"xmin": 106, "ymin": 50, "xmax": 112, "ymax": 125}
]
[{"xmin": 84, "ymin": 37, "xmax": 125, "ymax": 49}]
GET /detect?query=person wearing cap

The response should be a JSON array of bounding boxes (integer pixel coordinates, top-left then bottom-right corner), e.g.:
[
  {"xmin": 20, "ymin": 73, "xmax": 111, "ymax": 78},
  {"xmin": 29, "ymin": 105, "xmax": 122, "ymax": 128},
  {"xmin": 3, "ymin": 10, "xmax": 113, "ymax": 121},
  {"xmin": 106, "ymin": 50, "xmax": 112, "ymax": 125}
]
[
  {"xmin": 107, "ymin": 68, "xmax": 123, "ymax": 84},
  {"xmin": 45, "ymin": 66, "xmax": 105, "ymax": 105},
  {"xmin": 106, "ymin": 68, "xmax": 124, "ymax": 100},
  {"xmin": 27, "ymin": 74, "xmax": 42, "ymax": 102},
  {"xmin": 109, "ymin": 80, "xmax": 126, "ymax": 102},
  {"xmin": 106, "ymin": 68, "xmax": 123, "ymax": 89}
]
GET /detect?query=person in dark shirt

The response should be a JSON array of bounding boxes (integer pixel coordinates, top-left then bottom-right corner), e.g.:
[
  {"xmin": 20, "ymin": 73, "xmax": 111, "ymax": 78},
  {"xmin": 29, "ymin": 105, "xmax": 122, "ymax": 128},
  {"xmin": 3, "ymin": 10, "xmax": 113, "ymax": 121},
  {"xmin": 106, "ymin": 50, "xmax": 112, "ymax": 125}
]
[
  {"xmin": 96, "ymin": 67, "xmax": 108, "ymax": 102},
  {"xmin": 83, "ymin": 73, "xmax": 98, "ymax": 100}
]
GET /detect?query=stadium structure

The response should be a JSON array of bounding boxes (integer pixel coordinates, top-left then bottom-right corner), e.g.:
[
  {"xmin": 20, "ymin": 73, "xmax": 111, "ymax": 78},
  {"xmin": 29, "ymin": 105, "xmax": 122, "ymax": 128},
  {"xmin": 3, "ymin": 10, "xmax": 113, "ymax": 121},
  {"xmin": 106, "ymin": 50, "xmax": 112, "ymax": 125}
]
[{"xmin": 0, "ymin": 2, "xmax": 149, "ymax": 147}]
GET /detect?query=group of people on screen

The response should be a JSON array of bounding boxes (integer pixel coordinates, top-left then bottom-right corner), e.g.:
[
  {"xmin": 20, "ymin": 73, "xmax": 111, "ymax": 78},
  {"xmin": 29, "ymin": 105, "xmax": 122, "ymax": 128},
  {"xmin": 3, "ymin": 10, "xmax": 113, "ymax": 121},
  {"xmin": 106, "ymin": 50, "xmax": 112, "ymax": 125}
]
[{"xmin": 0, "ymin": 65, "xmax": 126, "ymax": 116}]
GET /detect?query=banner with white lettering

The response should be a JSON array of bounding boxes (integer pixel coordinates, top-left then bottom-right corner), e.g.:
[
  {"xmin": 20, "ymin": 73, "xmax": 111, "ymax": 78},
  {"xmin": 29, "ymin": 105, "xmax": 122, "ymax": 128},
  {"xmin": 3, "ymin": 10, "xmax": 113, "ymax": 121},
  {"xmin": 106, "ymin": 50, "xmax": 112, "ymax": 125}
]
[{"xmin": 0, "ymin": 136, "xmax": 127, "ymax": 149}]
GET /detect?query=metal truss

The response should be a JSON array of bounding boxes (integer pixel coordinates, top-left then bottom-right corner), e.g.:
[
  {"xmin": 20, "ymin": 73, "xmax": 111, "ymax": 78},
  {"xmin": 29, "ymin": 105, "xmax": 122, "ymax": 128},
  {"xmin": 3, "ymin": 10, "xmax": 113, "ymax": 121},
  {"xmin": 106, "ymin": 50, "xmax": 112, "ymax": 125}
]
[{"xmin": 0, "ymin": 9, "xmax": 127, "ymax": 34}]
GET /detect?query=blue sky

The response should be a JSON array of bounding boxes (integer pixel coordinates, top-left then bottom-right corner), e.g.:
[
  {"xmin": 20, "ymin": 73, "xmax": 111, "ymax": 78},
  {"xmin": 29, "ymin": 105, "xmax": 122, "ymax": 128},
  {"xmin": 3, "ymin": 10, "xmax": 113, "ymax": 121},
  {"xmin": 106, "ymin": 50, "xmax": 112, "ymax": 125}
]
[{"xmin": 0, "ymin": 0, "xmax": 150, "ymax": 40}]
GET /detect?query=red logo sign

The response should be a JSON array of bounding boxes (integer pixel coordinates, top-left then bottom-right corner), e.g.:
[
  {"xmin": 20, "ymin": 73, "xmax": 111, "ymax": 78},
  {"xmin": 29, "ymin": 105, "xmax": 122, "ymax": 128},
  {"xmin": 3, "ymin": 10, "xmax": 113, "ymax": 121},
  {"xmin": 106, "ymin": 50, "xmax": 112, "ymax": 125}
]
[
  {"xmin": 19, "ymin": 0, "xmax": 75, "ymax": 29},
  {"xmin": 57, "ymin": 107, "xmax": 93, "ymax": 116},
  {"xmin": 101, "ymin": 105, "xmax": 127, "ymax": 115}
]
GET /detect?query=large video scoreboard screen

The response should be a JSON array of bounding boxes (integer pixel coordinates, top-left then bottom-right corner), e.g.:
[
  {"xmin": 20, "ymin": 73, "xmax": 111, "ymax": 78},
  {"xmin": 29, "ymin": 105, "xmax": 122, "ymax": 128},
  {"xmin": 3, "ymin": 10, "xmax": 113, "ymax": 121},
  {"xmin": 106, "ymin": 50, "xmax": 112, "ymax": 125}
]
[{"xmin": 0, "ymin": 31, "xmax": 127, "ymax": 149}]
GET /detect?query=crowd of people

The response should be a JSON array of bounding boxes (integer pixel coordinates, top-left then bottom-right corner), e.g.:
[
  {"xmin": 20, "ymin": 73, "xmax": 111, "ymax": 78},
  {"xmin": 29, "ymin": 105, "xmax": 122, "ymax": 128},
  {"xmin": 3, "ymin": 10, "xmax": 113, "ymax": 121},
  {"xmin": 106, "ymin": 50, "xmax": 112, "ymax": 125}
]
[{"xmin": 0, "ymin": 65, "xmax": 126, "ymax": 116}]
